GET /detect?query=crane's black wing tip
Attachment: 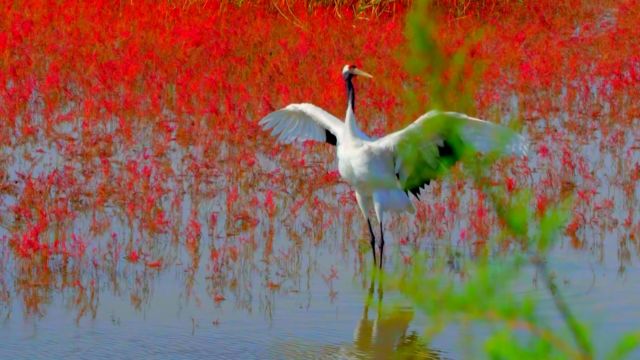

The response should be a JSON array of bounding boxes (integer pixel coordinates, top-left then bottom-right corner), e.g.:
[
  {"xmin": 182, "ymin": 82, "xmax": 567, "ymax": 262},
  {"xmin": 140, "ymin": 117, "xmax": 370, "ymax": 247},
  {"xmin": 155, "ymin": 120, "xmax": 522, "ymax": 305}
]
[
  {"xmin": 398, "ymin": 138, "xmax": 461, "ymax": 201},
  {"xmin": 405, "ymin": 180, "xmax": 431, "ymax": 200},
  {"xmin": 325, "ymin": 129, "xmax": 337, "ymax": 146}
]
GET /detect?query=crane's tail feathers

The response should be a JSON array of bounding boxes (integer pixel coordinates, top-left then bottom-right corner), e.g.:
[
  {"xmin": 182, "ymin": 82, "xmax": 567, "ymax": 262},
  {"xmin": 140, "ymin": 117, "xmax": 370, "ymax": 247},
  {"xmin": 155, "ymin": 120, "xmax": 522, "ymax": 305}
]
[{"xmin": 372, "ymin": 189, "xmax": 415, "ymax": 215}]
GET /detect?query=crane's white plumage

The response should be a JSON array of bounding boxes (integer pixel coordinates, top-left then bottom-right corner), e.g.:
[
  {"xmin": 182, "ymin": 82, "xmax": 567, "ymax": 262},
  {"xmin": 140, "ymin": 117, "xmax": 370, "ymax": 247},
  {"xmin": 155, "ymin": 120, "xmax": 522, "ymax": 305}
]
[
  {"xmin": 259, "ymin": 65, "xmax": 527, "ymax": 268},
  {"xmin": 259, "ymin": 103, "xmax": 344, "ymax": 144},
  {"xmin": 375, "ymin": 110, "xmax": 527, "ymax": 198},
  {"xmin": 379, "ymin": 110, "xmax": 528, "ymax": 156}
]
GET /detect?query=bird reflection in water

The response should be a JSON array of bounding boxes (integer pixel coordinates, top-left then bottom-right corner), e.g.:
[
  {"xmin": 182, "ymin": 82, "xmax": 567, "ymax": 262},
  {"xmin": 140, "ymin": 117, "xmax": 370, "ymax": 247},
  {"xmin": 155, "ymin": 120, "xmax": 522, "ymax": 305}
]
[
  {"xmin": 274, "ymin": 273, "xmax": 447, "ymax": 359},
  {"xmin": 349, "ymin": 273, "xmax": 444, "ymax": 359}
]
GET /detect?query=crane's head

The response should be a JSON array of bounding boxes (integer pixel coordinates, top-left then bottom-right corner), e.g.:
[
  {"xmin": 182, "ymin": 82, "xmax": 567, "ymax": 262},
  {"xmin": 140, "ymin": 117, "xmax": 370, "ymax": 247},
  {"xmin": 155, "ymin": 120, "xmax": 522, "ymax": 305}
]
[{"xmin": 342, "ymin": 64, "xmax": 373, "ymax": 80}]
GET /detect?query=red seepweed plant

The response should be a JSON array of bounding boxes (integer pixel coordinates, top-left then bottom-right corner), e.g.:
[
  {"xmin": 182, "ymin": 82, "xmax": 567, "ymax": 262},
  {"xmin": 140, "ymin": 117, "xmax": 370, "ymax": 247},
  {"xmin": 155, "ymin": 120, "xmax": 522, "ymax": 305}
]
[{"xmin": 0, "ymin": 0, "xmax": 637, "ymax": 324}]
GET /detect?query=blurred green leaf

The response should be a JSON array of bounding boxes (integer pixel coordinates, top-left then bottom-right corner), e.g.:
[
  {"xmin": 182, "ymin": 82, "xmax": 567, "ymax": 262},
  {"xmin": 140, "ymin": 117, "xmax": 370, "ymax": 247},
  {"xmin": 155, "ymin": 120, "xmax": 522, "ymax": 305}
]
[
  {"xmin": 607, "ymin": 332, "xmax": 640, "ymax": 360},
  {"xmin": 504, "ymin": 189, "xmax": 532, "ymax": 237},
  {"xmin": 537, "ymin": 197, "xmax": 572, "ymax": 253}
]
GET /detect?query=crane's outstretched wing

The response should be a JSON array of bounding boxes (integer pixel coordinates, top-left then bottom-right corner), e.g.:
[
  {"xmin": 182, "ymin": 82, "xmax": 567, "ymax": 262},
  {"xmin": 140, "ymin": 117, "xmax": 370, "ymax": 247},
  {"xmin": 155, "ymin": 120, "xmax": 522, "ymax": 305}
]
[
  {"xmin": 259, "ymin": 103, "xmax": 344, "ymax": 146},
  {"xmin": 375, "ymin": 110, "xmax": 528, "ymax": 198}
]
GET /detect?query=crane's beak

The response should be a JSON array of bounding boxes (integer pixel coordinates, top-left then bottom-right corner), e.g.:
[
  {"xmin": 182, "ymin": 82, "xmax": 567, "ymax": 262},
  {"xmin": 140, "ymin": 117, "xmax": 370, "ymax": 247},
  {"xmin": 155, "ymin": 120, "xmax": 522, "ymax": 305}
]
[{"xmin": 352, "ymin": 68, "xmax": 373, "ymax": 79}]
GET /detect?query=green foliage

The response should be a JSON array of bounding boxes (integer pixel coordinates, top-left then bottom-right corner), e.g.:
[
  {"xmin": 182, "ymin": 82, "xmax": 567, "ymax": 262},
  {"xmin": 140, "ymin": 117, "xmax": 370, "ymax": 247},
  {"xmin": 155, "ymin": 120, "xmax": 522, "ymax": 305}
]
[
  {"xmin": 403, "ymin": 0, "xmax": 484, "ymax": 115},
  {"xmin": 387, "ymin": 0, "xmax": 640, "ymax": 359},
  {"xmin": 536, "ymin": 197, "xmax": 571, "ymax": 252},
  {"xmin": 503, "ymin": 189, "xmax": 532, "ymax": 237},
  {"xmin": 607, "ymin": 332, "xmax": 640, "ymax": 360}
]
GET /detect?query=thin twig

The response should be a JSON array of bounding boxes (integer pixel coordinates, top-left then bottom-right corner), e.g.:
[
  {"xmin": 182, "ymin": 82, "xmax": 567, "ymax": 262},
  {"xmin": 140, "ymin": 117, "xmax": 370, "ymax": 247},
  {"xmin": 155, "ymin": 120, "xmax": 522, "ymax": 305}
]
[{"xmin": 532, "ymin": 255, "xmax": 593, "ymax": 359}]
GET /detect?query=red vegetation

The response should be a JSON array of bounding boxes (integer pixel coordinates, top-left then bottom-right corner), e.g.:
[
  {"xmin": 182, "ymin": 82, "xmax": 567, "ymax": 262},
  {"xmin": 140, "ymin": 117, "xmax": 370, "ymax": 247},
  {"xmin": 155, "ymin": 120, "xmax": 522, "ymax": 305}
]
[{"xmin": 0, "ymin": 0, "xmax": 638, "ymax": 316}]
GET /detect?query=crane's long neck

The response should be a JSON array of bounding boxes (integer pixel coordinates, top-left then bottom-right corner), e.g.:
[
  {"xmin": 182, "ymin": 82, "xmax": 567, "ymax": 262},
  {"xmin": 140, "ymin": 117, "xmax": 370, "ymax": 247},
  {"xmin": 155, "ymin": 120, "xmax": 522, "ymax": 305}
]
[{"xmin": 344, "ymin": 75, "xmax": 359, "ymax": 139}]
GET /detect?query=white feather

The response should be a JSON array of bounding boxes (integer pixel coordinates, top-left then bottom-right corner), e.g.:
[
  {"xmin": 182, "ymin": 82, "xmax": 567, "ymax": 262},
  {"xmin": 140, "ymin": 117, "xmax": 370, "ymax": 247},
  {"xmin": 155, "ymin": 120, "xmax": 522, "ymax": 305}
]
[{"xmin": 259, "ymin": 103, "xmax": 344, "ymax": 144}]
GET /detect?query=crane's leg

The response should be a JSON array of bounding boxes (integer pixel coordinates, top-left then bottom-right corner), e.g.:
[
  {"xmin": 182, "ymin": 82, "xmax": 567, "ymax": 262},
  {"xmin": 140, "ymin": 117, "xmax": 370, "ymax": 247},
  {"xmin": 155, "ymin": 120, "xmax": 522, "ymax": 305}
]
[
  {"xmin": 355, "ymin": 191, "xmax": 376, "ymax": 267},
  {"xmin": 379, "ymin": 221, "xmax": 385, "ymax": 269},
  {"xmin": 367, "ymin": 219, "xmax": 377, "ymax": 267},
  {"xmin": 372, "ymin": 193, "xmax": 385, "ymax": 270}
]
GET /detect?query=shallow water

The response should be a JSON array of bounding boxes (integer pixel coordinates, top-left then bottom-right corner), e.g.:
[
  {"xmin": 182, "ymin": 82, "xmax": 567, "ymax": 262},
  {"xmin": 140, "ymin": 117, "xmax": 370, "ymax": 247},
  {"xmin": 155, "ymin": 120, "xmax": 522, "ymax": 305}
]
[
  {"xmin": 2, "ymin": 232, "xmax": 640, "ymax": 359},
  {"xmin": 1, "ymin": 119, "xmax": 639, "ymax": 359}
]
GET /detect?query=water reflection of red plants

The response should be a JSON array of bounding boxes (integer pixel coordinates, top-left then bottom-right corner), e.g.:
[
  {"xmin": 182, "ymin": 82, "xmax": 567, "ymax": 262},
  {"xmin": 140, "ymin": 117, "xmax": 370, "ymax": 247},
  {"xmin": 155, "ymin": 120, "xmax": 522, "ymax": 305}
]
[{"xmin": 0, "ymin": 1, "xmax": 639, "ymax": 319}]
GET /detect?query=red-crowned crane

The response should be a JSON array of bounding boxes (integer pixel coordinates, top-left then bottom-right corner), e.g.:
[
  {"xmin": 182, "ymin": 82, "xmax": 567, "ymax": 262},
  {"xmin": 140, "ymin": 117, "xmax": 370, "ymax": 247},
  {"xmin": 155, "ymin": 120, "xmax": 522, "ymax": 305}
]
[{"xmin": 260, "ymin": 65, "xmax": 527, "ymax": 269}]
